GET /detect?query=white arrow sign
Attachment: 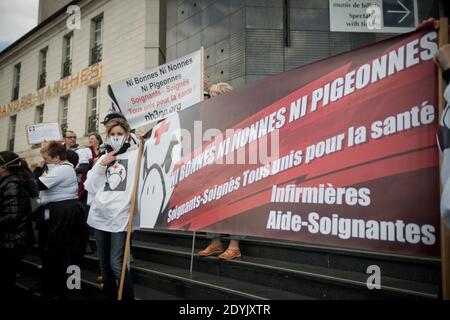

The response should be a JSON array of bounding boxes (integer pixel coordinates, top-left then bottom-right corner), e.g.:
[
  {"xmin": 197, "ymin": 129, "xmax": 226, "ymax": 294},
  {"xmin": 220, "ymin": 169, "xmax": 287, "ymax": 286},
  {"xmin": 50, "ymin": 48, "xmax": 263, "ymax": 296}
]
[
  {"xmin": 387, "ymin": 0, "xmax": 411, "ymax": 24},
  {"xmin": 329, "ymin": 0, "xmax": 417, "ymax": 33}
]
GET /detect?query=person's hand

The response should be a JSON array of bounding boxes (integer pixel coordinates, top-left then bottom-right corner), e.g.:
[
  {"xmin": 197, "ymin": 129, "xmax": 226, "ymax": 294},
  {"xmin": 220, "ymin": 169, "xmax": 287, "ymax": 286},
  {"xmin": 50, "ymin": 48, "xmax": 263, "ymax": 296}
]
[
  {"xmin": 434, "ymin": 44, "xmax": 450, "ymax": 71},
  {"xmin": 416, "ymin": 18, "xmax": 439, "ymax": 31},
  {"xmin": 134, "ymin": 130, "xmax": 143, "ymax": 139},
  {"xmin": 38, "ymin": 159, "xmax": 46, "ymax": 168},
  {"xmin": 100, "ymin": 150, "xmax": 118, "ymax": 166}
]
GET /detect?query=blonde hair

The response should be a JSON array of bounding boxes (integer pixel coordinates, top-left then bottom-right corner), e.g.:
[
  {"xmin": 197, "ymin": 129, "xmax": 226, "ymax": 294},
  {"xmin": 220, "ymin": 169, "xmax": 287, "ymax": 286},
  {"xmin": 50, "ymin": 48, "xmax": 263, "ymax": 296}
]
[
  {"xmin": 209, "ymin": 82, "xmax": 233, "ymax": 96},
  {"xmin": 105, "ymin": 118, "xmax": 131, "ymax": 137}
]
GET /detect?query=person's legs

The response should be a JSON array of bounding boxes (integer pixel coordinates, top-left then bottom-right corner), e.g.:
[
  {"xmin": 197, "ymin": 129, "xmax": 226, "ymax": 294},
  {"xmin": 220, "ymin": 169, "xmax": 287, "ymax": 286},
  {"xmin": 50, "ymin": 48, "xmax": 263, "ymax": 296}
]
[
  {"xmin": 207, "ymin": 233, "xmax": 223, "ymax": 246},
  {"xmin": 55, "ymin": 249, "xmax": 72, "ymax": 299},
  {"xmin": 82, "ymin": 204, "xmax": 95, "ymax": 254},
  {"xmin": 109, "ymin": 232, "xmax": 134, "ymax": 300},
  {"xmin": 198, "ymin": 233, "xmax": 224, "ymax": 256},
  {"xmin": 228, "ymin": 239, "xmax": 240, "ymax": 249},
  {"xmin": 94, "ymin": 229, "xmax": 116, "ymax": 299},
  {"xmin": 46, "ymin": 214, "xmax": 66, "ymax": 298},
  {"xmin": 218, "ymin": 235, "xmax": 244, "ymax": 260},
  {"xmin": 38, "ymin": 219, "xmax": 51, "ymax": 292}
]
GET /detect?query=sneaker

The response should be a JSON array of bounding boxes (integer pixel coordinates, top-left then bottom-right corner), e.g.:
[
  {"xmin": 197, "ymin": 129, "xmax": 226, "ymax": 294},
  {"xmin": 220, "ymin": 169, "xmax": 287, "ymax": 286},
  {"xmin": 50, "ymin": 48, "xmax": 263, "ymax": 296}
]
[
  {"xmin": 198, "ymin": 244, "xmax": 224, "ymax": 256},
  {"xmin": 218, "ymin": 248, "xmax": 241, "ymax": 260}
]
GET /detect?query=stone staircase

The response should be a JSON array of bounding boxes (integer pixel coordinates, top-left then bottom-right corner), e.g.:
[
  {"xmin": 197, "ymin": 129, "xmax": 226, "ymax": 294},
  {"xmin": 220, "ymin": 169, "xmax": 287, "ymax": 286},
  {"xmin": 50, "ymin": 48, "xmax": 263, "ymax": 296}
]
[{"xmin": 15, "ymin": 229, "xmax": 441, "ymax": 300}]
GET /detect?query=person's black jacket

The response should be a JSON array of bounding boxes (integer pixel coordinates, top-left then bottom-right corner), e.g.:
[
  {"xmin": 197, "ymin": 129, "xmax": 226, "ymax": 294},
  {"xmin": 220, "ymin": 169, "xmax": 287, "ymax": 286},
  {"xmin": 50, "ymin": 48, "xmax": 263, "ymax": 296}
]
[
  {"xmin": 67, "ymin": 149, "xmax": 79, "ymax": 168},
  {"xmin": 0, "ymin": 174, "xmax": 37, "ymax": 250}
]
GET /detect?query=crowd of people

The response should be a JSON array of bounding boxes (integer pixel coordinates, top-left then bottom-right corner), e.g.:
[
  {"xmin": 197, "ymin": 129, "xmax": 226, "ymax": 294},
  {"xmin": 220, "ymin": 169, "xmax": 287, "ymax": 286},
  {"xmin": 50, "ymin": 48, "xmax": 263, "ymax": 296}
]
[
  {"xmin": 1, "ymin": 19, "xmax": 450, "ymax": 301},
  {"xmin": 0, "ymin": 80, "xmax": 242, "ymax": 300}
]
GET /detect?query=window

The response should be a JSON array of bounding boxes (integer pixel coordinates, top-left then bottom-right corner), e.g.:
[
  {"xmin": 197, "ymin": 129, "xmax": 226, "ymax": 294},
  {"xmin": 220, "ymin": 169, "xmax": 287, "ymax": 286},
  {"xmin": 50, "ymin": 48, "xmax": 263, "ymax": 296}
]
[
  {"xmin": 60, "ymin": 96, "xmax": 69, "ymax": 133},
  {"xmin": 87, "ymin": 86, "xmax": 99, "ymax": 133},
  {"xmin": 38, "ymin": 47, "xmax": 47, "ymax": 89},
  {"xmin": 12, "ymin": 63, "xmax": 21, "ymax": 101},
  {"xmin": 31, "ymin": 105, "xmax": 45, "ymax": 149},
  {"xmin": 8, "ymin": 115, "xmax": 17, "ymax": 151},
  {"xmin": 91, "ymin": 15, "xmax": 103, "ymax": 65},
  {"xmin": 62, "ymin": 33, "xmax": 73, "ymax": 77},
  {"xmin": 35, "ymin": 105, "xmax": 44, "ymax": 124}
]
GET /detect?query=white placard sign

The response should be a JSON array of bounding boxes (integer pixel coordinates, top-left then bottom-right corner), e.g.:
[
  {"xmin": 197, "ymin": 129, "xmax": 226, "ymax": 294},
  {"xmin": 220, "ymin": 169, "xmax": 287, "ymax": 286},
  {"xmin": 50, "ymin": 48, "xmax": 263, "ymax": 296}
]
[
  {"xmin": 26, "ymin": 123, "xmax": 62, "ymax": 145},
  {"xmin": 107, "ymin": 48, "xmax": 203, "ymax": 129},
  {"xmin": 329, "ymin": 0, "xmax": 418, "ymax": 33}
]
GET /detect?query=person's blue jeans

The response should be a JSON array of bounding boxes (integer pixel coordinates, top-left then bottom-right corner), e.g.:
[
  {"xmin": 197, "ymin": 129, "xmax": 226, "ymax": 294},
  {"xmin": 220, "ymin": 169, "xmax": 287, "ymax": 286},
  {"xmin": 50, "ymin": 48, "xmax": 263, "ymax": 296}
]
[{"xmin": 94, "ymin": 229, "xmax": 134, "ymax": 300}]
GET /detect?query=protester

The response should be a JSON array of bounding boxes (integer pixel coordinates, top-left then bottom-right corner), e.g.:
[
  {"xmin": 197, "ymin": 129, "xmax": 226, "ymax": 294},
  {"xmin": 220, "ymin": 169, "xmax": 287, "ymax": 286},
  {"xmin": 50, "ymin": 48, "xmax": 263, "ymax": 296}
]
[
  {"xmin": 0, "ymin": 152, "xmax": 38, "ymax": 299},
  {"xmin": 84, "ymin": 118, "xmax": 139, "ymax": 300},
  {"xmin": 77, "ymin": 133, "xmax": 104, "ymax": 255},
  {"xmin": 204, "ymin": 74, "xmax": 211, "ymax": 99},
  {"xmin": 88, "ymin": 133, "xmax": 103, "ymax": 165},
  {"xmin": 435, "ymin": 42, "xmax": 450, "ymax": 228},
  {"xmin": 64, "ymin": 130, "xmax": 94, "ymax": 181},
  {"xmin": 35, "ymin": 141, "xmax": 88, "ymax": 298},
  {"xmin": 101, "ymin": 113, "xmax": 140, "ymax": 146},
  {"xmin": 98, "ymin": 113, "xmax": 140, "ymax": 263},
  {"xmin": 198, "ymin": 82, "xmax": 244, "ymax": 260},
  {"xmin": 62, "ymin": 130, "xmax": 80, "ymax": 168},
  {"xmin": 32, "ymin": 155, "xmax": 50, "ymax": 294},
  {"xmin": 78, "ymin": 133, "xmax": 103, "ymax": 212},
  {"xmin": 208, "ymin": 82, "xmax": 233, "ymax": 97},
  {"xmin": 99, "ymin": 113, "xmax": 139, "ymax": 262}
]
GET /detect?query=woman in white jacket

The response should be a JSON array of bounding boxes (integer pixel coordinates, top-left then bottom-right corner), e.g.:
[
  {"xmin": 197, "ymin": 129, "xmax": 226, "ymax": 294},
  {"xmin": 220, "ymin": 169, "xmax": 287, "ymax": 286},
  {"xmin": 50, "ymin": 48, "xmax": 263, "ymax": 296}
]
[{"xmin": 84, "ymin": 118, "xmax": 139, "ymax": 300}]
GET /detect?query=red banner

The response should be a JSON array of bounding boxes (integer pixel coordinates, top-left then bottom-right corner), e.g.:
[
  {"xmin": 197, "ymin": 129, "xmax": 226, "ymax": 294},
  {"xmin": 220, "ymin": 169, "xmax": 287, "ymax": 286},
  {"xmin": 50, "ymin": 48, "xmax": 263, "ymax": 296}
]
[{"xmin": 138, "ymin": 27, "xmax": 440, "ymax": 257}]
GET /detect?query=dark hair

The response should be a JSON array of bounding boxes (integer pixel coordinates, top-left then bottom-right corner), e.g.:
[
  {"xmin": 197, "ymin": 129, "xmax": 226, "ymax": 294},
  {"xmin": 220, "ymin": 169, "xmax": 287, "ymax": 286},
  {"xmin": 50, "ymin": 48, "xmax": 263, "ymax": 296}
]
[
  {"xmin": 40, "ymin": 141, "xmax": 67, "ymax": 161},
  {"xmin": 0, "ymin": 151, "xmax": 34, "ymax": 179},
  {"xmin": 102, "ymin": 112, "xmax": 127, "ymax": 125},
  {"xmin": 63, "ymin": 130, "xmax": 76, "ymax": 138},
  {"xmin": 89, "ymin": 132, "xmax": 103, "ymax": 145}
]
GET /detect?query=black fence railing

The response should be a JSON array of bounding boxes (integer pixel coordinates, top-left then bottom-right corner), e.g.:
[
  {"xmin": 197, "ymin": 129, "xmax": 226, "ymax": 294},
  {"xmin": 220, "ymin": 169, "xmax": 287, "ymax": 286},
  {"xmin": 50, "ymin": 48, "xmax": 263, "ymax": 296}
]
[
  {"xmin": 87, "ymin": 115, "xmax": 98, "ymax": 133},
  {"xmin": 91, "ymin": 44, "xmax": 102, "ymax": 65},
  {"xmin": 60, "ymin": 122, "xmax": 68, "ymax": 134},
  {"xmin": 12, "ymin": 86, "xmax": 19, "ymax": 101},
  {"xmin": 8, "ymin": 138, "xmax": 14, "ymax": 151},
  {"xmin": 38, "ymin": 72, "xmax": 46, "ymax": 89},
  {"xmin": 62, "ymin": 59, "xmax": 72, "ymax": 78}
]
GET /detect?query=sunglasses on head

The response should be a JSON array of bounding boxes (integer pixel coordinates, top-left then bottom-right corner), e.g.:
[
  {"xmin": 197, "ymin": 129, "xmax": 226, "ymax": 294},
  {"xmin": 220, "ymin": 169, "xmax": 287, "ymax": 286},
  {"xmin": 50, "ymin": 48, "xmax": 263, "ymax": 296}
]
[{"xmin": 0, "ymin": 156, "xmax": 21, "ymax": 168}]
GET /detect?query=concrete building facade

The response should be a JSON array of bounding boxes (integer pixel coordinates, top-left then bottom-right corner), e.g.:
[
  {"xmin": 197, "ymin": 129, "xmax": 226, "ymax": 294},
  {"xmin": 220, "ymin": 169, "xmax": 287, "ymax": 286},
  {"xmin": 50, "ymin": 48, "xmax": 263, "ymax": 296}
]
[
  {"xmin": 0, "ymin": 0, "xmax": 165, "ymax": 164},
  {"xmin": 166, "ymin": 0, "xmax": 442, "ymax": 88}
]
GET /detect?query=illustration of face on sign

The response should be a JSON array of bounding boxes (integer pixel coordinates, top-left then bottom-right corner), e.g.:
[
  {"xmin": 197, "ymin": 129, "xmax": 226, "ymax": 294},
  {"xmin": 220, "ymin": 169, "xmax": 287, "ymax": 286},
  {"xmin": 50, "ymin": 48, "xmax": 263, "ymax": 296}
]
[
  {"xmin": 138, "ymin": 114, "xmax": 182, "ymax": 228},
  {"xmin": 105, "ymin": 160, "xmax": 128, "ymax": 191}
]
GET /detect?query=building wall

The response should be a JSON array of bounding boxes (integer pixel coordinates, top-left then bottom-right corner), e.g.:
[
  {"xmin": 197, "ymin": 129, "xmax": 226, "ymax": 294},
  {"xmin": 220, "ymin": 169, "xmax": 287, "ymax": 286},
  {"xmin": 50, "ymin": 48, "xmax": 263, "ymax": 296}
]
[
  {"xmin": 38, "ymin": 0, "xmax": 73, "ymax": 23},
  {"xmin": 0, "ymin": 0, "xmax": 164, "ymax": 165},
  {"xmin": 166, "ymin": 0, "xmax": 441, "ymax": 89}
]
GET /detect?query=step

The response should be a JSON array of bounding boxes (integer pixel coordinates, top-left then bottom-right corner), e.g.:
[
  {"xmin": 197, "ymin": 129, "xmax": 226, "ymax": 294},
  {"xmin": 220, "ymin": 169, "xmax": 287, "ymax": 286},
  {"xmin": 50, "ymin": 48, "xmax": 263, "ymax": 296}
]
[
  {"xmin": 121, "ymin": 240, "xmax": 438, "ymax": 299},
  {"xmin": 19, "ymin": 253, "xmax": 180, "ymax": 300},
  {"xmin": 19, "ymin": 253, "xmax": 104, "ymax": 300},
  {"xmin": 83, "ymin": 254, "xmax": 314, "ymax": 300},
  {"xmin": 132, "ymin": 229, "xmax": 441, "ymax": 285}
]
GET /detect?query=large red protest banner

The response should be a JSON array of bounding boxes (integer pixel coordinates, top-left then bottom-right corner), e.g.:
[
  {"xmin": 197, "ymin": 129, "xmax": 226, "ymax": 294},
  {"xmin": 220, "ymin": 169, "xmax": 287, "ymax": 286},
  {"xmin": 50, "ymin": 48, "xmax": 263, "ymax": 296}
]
[{"xmin": 137, "ymin": 27, "xmax": 440, "ymax": 257}]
